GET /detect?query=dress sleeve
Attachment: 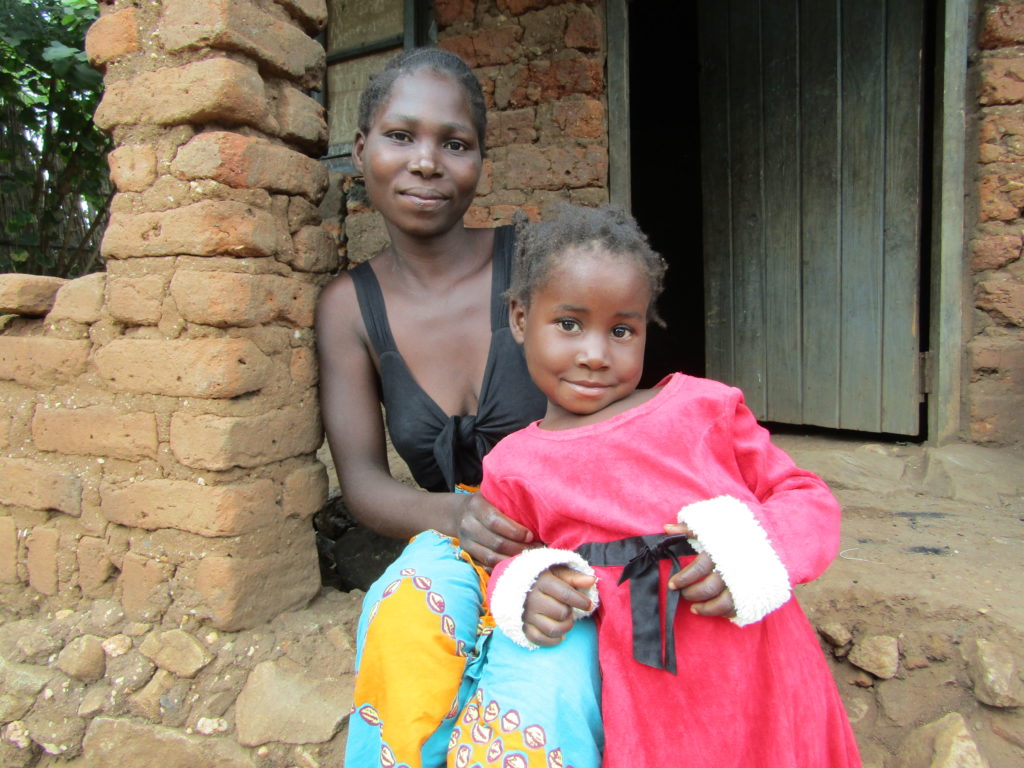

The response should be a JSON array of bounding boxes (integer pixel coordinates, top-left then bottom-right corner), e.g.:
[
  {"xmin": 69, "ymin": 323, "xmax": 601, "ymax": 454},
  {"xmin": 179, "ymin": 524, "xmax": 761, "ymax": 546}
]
[
  {"xmin": 480, "ymin": 468, "xmax": 598, "ymax": 649},
  {"xmin": 676, "ymin": 389, "xmax": 841, "ymax": 626}
]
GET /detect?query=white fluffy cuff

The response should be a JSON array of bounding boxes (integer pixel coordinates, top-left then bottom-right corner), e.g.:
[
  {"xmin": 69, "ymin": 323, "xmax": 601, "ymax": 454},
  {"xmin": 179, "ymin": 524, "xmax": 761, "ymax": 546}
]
[
  {"xmin": 490, "ymin": 547, "xmax": 599, "ymax": 650},
  {"xmin": 677, "ymin": 495, "xmax": 791, "ymax": 626}
]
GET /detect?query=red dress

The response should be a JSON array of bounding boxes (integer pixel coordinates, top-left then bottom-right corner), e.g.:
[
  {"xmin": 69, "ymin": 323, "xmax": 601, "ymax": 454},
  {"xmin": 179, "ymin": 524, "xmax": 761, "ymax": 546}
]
[{"xmin": 483, "ymin": 373, "xmax": 862, "ymax": 768}]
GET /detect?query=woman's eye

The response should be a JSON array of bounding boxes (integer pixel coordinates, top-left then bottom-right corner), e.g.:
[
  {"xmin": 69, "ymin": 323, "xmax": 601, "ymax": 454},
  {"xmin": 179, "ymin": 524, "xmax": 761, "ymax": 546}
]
[
  {"xmin": 443, "ymin": 139, "xmax": 470, "ymax": 151},
  {"xmin": 385, "ymin": 131, "xmax": 413, "ymax": 142},
  {"xmin": 557, "ymin": 319, "xmax": 581, "ymax": 332},
  {"xmin": 611, "ymin": 326, "xmax": 634, "ymax": 339}
]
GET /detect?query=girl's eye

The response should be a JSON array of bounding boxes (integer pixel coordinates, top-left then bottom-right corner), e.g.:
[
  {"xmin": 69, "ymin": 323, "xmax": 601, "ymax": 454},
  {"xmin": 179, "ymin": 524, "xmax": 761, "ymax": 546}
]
[
  {"xmin": 557, "ymin": 318, "xmax": 581, "ymax": 332},
  {"xmin": 443, "ymin": 139, "xmax": 470, "ymax": 151},
  {"xmin": 385, "ymin": 131, "xmax": 413, "ymax": 143},
  {"xmin": 611, "ymin": 326, "xmax": 634, "ymax": 339}
]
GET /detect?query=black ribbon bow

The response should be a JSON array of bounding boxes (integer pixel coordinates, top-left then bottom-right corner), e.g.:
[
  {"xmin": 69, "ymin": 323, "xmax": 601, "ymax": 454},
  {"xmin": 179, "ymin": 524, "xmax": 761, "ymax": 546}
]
[{"xmin": 575, "ymin": 533, "xmax": 697, "ymax": 674}]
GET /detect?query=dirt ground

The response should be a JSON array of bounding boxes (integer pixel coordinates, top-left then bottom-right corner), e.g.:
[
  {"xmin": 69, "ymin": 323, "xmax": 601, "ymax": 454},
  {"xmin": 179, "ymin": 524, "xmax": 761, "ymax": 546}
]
[{"xmin": 775, "ymin": 435, "xmax": 1024, "ymax": 767}]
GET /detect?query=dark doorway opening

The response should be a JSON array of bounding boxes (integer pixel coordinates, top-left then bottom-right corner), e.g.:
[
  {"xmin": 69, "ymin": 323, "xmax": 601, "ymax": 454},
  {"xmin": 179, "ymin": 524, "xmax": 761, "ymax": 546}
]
[{"xmin": 630, "ymin": 1, "xmax": 705, "ymax": 387}]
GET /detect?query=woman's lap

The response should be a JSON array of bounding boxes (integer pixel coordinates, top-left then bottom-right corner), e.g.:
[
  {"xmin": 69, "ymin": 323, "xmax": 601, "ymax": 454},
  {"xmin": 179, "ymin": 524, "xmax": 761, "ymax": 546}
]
[{"xmin": 346, "ymin": 531, "xmax": 602, "ymax": 768}]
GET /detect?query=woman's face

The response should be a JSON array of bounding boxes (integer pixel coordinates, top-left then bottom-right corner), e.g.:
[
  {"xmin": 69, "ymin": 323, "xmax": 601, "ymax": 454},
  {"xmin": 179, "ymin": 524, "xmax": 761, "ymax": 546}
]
[{"xmin": 354, "ymin": 69, "xmax": 483, "ymax": 240}]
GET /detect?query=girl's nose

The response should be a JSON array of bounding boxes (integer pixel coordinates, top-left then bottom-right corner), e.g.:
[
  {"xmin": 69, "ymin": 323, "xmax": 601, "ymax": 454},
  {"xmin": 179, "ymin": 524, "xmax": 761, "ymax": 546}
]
[
  {"xmin": 575, "ymin": 335, "xmax": 610, "ymax": 369},
  {"xmin": 408, "ymin": 146, "xmax": 440, "ymax": 177}
]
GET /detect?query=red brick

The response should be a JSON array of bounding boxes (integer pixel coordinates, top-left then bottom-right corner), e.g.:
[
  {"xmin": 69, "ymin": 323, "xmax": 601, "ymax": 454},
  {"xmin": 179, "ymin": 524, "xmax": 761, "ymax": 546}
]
[
  {"xmin": 286, "ymin": 225, "xmax": 340, "ymax": 272},
  {"xmin": 969, "ymin": 377, "xmax": 1024, "ymax": 443},
  {"xmin": 521, "ymin": 6, "xmax": 569, "ymax": 54},
  {"xmin": 493, "ymin": 143, "xmax": 607, "ymax": 190},
  {"xmin": 101, "ymin": 478, "xmax": 279, "ymax": 537},
  {"xmin": 0, "ymin": 274, "xmax": 66, "ymax": 316},
  {"xmin": 195, "ymin": 527, "xmax": 319, "ymax": 630},
  {"xmin": 0, "ymin": 404, "xmax": 10, "ymax": 450},
  {"xmin": 106, "ymin": 274, "xmax": 166, "ymax": 325},
  {"xmin": 497, "ymin": 0, "xmax": 564, "ymax": 14},
  {"xmin": 169, "ymin": 399, "xmax": 321, "ymax": 470},
  {"xmin": 101, "ymin": 200, "xmax": 286, "ymax": 260},
  {"xmin": 977, "ymin": 111, "xmax": 1024, "ymax": 163},
  {"xmin": 970, "ymin": 333, "xmax": 1024, "ymax": 379},
  {"xmin": 978, "ymin": 174, "xmax": 1023, "ymax": 222},
  {"xmin": 565, "ymin": 5, "xmax": 601, "ymax": 51},
  {"xmin": 440, "ymin": 26, "xmax": 522, "ymax": 67},
  {"xmin": 160, "ymin": 0, "xmax": 325, "ymax": 89},
  {"xmin": 275, "ymin": 0, "xmax": 328, "ymax": 34},
  {"xmin": 26, "ymin": 527, "xmax": 60, "ymax": 595},
  {"xmin": 980, "ymin": 58, "xmax": 1024, "ymax": 106},
  {"xmin": 48, "ymin": 273, "xmax": 106, "ymax": 324},
  {"xmin": 0, "ymin": 459, "xmax": 82, "ymax": 516},
  {"xmin": 95, "ymin": 58, "xmax": 278, "ymax": 134},
  {"xmin": 171, "ymin": 132, "xmax": 328, "ymax": 203},
  {"xmin": 434, "ymin": 0, "xmax": 475, "ymax": 27},
  {"xmin": 501, "ymin": 57, "xmax": 605, "ymax": 108},
  {"xmin": 976, "ymin": 273, "xmax": 1024, "ymax": 326},
  {"xmin": 32, "ymin": 406, "xmax": 158, "ymax": 460},
  {"xmin": 0, "ymin": 516, "xmax": 18, "ymax": 583},
  {"xmin": 94, "ymin": 338, "xmax": 272, "ymax": 398},
  {"xmin": 172, "ymin": 270, "xmax": 316, "ymax": 327},
  {"xmin": 289, "ymin": 346, "xmax": 317, "ymax": 389},
  {"xmin": 78, "ymin": 536, "xmax": 114, "ymax": 596},
  {"xmin": 972, "ymin": 235, "xmax": 1022, "ymax": 272},
  {"xmin": 85, "ymin": 7, "xmax": 140, "ymax": 68},
  {"xmin": 981, "ymin": 4, "xmax": 1024, "ymax": 48},
  {"xmin": 275, "ymin": 84, "xmax": 328, "ymax": 152},
  {"xmin": 108, "ymin": 145, "xmax": 158, "ymax": 192},
  {"xmin": 486, "ymin": 108, "xmax": 537, "ymax": 148},
  {"xmin": 283, "ymin": 462, "xmax": 327, "ymax": 519},
  {"xmin": 120, "ymin": 552, "xmax": 173, "ymax": 621},
  {"xmin": 550, "ymin": 97, "xmax": 605, "ymax": 138},
  {"xmin": 0, "ymin": 337, "xmax": 90, "ymax": 388}
]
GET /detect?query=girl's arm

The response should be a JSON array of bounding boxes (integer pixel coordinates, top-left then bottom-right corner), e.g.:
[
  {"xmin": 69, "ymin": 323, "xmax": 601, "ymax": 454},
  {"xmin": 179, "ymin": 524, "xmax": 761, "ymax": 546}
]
[
  {"xmin": 315, "ymin": 275, "xmax": 533, "ymax": 568},
  {"xmin": 671, "ymin": 390, "xmax": 841, "ymax": 625}
]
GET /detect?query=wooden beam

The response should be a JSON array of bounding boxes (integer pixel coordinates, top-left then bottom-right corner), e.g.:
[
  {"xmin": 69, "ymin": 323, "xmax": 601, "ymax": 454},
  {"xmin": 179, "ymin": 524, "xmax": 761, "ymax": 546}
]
[
  {"xmin": 607, "ymin": 0, "xmax": 630, "ymax": 209},
  {"xmin": 928, "ymin": 0, "xmax": 970, "ymax": 443}
]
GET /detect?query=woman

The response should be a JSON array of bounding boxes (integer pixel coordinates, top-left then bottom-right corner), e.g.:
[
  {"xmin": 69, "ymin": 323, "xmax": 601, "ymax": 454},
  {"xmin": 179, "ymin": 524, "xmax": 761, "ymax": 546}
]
[{"xmin": 316, "ymin": 49, "xmax": 603, "ymax": 768}]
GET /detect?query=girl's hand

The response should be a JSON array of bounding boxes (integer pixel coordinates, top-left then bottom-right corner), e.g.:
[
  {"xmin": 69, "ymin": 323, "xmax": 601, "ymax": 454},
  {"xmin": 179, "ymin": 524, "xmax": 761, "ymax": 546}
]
[
  {"xmin": 454, "ymin": 493, "xmax": 535, "ymax": 570},
  {"xmin": 523, "ymin": 566, "xmax": 596, "ymax": 647},
  {"xmin": 665, "ymin": 523, "xmax": 737, "ymax": 618}
]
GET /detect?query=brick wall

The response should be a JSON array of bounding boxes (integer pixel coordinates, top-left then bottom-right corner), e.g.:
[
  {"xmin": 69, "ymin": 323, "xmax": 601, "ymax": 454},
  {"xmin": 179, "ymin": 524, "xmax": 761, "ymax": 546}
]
[
  {"xmin": 0, "ymin": 1, "xmax": 361, "ymax": 762},
  {"xmin": 343, "ymin": 0, "xmax": 609, "ymax": 261},
  {"xmin": 971, "ymin": 1, "xmax": 1024, "ymax": 444}
]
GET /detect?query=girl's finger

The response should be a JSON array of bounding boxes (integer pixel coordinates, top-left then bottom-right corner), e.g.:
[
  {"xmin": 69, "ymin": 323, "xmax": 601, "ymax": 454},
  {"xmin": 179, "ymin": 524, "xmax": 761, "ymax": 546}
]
[
  {"xmin": 690, "ymin": 588, "xmax": 736, "ymax": 619},
  {"xmin": 668, "ymin": 552, "xmax": 714, "ymax": 590}
]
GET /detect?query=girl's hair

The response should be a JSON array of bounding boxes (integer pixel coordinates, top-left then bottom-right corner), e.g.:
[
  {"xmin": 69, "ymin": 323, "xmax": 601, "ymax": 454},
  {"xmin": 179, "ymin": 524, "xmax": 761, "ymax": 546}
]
[
  {"xmin": 357, "ymin": 48, "xmax": 488, "ymax": 154},
  {"xmin": 509, "ymin": 204, "xmax": 668, "ymax": 326}
]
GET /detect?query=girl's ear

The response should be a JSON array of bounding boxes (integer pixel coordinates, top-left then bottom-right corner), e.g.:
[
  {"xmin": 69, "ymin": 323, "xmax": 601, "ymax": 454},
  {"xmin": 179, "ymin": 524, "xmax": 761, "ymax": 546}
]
[
  {"xmin": 353, "ymin": 131, "xmax": 366, "ymax": 174},
  {"xmin": 509, "ymin": 300, "xmax": 527, "ymax": 345}
]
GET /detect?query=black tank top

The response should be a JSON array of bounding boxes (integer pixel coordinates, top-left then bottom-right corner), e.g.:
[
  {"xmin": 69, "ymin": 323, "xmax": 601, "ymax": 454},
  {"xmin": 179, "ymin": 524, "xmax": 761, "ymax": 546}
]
[{"xmin": 349, "ymin": 226, "xmax": 547, "ymax": 492}]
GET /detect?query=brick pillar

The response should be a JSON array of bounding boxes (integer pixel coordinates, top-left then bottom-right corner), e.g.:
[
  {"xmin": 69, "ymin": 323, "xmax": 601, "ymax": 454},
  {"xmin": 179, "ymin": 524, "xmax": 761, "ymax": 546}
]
[
  {"xmin": 970, "ymin": 2, "xmax": 1024, "ymax": 445},
  {"xmin": 80, "ymin": 0, "xmax": 332, "ymax": 629}
]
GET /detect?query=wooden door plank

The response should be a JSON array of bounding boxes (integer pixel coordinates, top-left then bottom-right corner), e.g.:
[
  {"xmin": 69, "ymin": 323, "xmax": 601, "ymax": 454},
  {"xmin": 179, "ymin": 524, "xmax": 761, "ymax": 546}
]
[
  {"xmin": 762, "ymin": 0, "xmax": 802, "ymax": 423},
  {"xmin": 727, "ymin": 0, "xmax": 767, "ymax": 416},
  {"xmin": 798, "ymin": 0, "xmax": 841, "ymax": 428},
  {"xmin": 699, "ymin": 1, "xmax": 735, "ymax": 386},
  {"xmin": 881, "ymin": 0, "xmax": 924, "ymax": 435},
  {"xmin": 839, "ymin": 0, "xmax": 886, "ymax": 431}
]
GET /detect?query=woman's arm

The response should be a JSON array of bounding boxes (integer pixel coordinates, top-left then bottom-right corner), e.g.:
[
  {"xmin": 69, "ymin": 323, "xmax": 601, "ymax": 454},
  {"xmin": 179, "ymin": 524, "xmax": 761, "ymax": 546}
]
[{"xmin": 315, "ymin": 275, "xmax": 532, "ymax": 567}]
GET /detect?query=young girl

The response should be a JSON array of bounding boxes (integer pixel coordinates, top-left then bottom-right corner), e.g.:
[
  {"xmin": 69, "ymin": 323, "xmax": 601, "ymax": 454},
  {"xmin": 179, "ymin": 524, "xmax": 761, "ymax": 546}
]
[{"xmin": 452, "ymin": 205, "xmax": 863, "ymax": 767}]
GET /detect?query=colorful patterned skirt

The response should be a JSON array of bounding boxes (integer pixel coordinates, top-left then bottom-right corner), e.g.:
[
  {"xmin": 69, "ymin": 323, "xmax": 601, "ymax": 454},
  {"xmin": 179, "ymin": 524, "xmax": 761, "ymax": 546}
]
[{"xmin": 345, "ymin": 530, "xmax": 603, "ymax": 768}]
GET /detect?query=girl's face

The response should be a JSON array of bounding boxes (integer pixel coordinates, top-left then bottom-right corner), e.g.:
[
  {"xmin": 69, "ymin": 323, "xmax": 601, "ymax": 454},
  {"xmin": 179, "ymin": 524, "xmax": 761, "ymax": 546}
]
[
  {"xmin": 354, "ymin": 69, "xmax": 482, "ymax": 240},
  {"xmin": 510, "ymin": 248, "xmax": 650, "ymax": 428}
]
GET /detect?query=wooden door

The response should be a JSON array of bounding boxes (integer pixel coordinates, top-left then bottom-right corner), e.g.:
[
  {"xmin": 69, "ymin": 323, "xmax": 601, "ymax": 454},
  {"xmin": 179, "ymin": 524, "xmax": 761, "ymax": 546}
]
[{"xmin": 698, "ymin": 0, "xmax": 926, "ymax": 435}]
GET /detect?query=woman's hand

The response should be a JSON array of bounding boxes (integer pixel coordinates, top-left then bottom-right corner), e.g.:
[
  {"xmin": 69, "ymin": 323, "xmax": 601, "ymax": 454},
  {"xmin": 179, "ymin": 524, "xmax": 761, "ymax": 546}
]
[
  {"xmin": 523, "ymin": 566, "xmax": 596, "ymax": 647},
  {"xmin": 665, "ymin": 523, "xmax": 737, "ymax": 618},
  {"xmin": 453, "ymin": 493, "xmax": 535, "ymax": 569}
]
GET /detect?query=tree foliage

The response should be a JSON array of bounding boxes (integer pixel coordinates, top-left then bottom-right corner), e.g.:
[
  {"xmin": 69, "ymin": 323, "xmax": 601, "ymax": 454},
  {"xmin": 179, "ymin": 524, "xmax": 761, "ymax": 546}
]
[{"xmin": 0, "ymin": 0, "xmax": 112, "ymax": 277}]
